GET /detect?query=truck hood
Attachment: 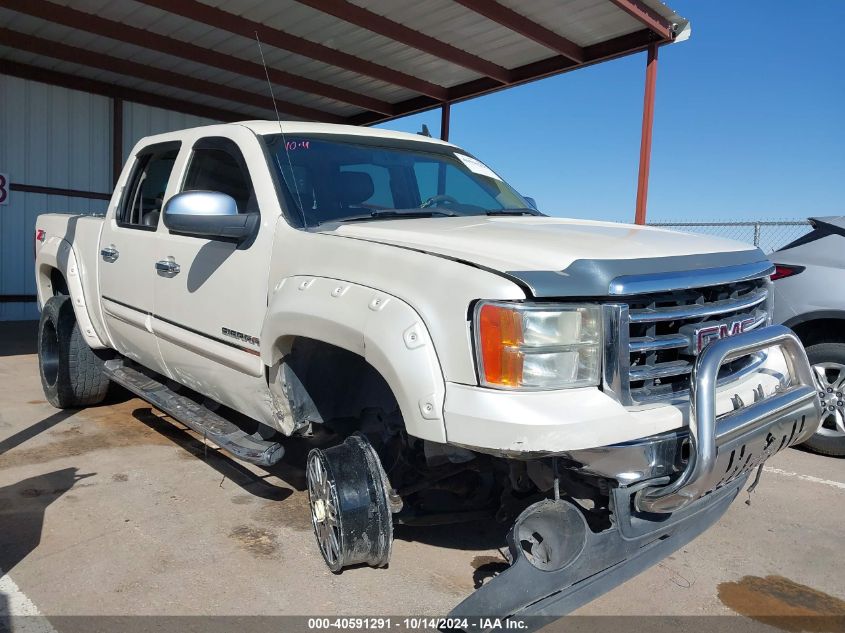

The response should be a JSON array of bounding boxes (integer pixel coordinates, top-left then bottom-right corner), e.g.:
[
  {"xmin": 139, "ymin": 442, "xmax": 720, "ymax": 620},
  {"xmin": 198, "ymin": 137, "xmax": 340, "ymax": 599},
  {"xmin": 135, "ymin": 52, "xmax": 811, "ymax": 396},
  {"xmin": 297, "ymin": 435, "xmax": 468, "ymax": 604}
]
[
  {"xmin": 324, "ymin": 216, "xmax": 770, "ymax": 297},
  {"xmin": 325, "ymin": 216, "xmax": 759, "ymax": 273}
]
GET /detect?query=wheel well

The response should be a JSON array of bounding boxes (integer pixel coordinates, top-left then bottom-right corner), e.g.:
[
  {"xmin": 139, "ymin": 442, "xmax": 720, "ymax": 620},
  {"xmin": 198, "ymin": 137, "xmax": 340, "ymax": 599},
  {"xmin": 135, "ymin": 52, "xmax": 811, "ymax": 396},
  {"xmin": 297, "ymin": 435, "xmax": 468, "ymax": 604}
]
[
  {"xmin": 788, "ymin": 318, "xmax": 845, "ymax": 347},
  {"xmin": 49, "ymin": 268, "xmax": 69, "ymax": 296},
  {"xmin": 276, "ymin": 337, "xmax": 402, "ymax": 431}
]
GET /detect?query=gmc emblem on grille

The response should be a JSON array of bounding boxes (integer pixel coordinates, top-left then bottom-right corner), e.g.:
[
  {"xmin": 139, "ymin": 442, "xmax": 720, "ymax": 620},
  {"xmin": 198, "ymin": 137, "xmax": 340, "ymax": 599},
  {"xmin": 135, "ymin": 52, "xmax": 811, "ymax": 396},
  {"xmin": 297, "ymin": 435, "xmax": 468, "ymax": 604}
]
[{"xmin": 693, "ymin": 317, "xmax": 757, "ymax": 355}]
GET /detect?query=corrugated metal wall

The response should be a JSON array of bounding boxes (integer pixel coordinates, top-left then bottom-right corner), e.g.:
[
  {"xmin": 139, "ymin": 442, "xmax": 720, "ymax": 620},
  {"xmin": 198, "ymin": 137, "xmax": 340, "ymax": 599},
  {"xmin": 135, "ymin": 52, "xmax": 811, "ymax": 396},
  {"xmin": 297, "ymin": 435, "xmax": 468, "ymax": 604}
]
[
  {"xmin": 0, "ymin": 76, "xmax": 218, "ymax": 321},
  {"xmin": 0, "ymin": 75, "xmax": 111, "ymax": 320}
]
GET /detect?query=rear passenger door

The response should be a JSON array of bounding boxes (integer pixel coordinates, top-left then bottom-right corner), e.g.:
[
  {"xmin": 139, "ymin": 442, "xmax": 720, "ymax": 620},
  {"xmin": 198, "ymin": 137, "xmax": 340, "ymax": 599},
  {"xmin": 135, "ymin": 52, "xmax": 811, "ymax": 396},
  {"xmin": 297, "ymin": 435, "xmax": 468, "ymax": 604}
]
[
  {"xmin": 153, "ymin": 130, "xmax": 275, "ymax": 421},
  {"xmin": 98, "ymin": 141, "xmax": 179, "ymax": 375}
]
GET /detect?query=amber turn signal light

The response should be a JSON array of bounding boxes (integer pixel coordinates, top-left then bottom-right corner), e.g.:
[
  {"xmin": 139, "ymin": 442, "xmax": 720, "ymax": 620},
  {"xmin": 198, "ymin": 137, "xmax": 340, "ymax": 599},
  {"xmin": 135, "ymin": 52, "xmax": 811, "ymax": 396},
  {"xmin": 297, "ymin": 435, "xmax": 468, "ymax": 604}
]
[{"xmin": 478, "ymin": 303, "xmax": 524, "ymax": 386}]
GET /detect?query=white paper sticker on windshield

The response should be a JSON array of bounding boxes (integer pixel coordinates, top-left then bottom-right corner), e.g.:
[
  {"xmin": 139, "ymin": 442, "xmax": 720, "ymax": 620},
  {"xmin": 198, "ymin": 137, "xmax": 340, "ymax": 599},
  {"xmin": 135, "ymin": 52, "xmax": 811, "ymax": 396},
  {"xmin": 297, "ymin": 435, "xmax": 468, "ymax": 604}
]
[{"xmin": 455, "ymin": 153, "xmax": 502, "ymax": 181}]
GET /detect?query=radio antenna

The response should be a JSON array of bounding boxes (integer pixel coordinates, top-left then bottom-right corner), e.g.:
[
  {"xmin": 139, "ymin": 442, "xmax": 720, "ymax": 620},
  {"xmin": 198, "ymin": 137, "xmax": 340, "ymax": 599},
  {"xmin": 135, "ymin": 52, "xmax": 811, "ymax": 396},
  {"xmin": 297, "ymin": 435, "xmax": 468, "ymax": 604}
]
[{"xmin": 255, "ymin": 31, "xmax": 307, "ymax": 226}]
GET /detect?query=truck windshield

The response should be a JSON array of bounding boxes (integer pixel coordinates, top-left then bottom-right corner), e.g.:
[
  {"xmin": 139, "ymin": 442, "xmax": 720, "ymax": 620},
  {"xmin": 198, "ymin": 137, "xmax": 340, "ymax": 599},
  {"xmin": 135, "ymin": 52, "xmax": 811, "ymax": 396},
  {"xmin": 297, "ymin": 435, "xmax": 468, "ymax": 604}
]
[{"xmin": 262, "ymin": 134, "xmax": 537, "ymax": 227}]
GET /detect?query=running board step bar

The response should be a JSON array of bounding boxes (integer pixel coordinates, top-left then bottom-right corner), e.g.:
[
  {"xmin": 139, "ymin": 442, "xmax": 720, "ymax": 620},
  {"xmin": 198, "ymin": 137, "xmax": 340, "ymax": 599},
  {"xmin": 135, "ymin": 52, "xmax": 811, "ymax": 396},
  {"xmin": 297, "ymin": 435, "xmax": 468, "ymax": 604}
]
[{"xmin": 104, "ymin": 360, "xmax": 284, "ymax": 467}]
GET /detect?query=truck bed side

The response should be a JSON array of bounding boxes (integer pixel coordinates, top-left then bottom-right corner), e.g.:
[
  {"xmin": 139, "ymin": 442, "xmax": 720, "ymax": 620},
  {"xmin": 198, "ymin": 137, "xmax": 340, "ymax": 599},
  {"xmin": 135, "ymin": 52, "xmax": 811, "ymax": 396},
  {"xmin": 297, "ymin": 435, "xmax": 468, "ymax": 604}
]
[{"xmin": 34, "ymin": 213, "xmax": 109, "ymax": 349}]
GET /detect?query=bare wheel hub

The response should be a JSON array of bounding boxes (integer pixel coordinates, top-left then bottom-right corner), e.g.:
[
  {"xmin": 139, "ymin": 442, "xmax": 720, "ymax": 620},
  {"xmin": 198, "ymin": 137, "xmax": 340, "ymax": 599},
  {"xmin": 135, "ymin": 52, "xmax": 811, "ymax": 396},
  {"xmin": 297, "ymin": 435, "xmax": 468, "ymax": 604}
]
[{"xmin": 312, "ymin": 497, "xmax": 327, "ymax": 522}]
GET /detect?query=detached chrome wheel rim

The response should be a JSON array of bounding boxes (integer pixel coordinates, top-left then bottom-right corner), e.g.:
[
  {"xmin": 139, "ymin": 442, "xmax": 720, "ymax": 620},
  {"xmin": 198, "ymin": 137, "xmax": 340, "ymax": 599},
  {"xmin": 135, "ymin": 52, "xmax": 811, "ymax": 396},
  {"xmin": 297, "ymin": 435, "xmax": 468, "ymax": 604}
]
[
  {"xmin": 306, "ymin": 451, "xmax": 342, "ymax": 569},
  {"xmin": 813, "ymin": 362, "xmax": 845, "ymax": 438},
  {"xmin": 305, "ymin": 437, "xmax": 393, "ymax": 572}
]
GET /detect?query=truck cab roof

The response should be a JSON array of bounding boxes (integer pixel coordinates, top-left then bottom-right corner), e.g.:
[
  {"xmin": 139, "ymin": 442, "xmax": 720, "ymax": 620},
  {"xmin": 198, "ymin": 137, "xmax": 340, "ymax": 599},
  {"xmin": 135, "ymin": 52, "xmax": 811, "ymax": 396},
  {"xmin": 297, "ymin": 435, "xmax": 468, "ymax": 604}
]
[{"xmin": 145, "ymin": 120, "xmax": 459, "ymax": 148}]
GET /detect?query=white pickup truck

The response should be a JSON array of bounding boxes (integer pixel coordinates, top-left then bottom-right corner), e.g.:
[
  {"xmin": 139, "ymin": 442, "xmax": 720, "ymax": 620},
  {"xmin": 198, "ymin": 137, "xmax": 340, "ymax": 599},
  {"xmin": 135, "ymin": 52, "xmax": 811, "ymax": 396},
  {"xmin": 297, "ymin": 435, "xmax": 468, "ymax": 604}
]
[{"xmin": 34, "ymin": 121, "xmax": 820, "ymax": 622}]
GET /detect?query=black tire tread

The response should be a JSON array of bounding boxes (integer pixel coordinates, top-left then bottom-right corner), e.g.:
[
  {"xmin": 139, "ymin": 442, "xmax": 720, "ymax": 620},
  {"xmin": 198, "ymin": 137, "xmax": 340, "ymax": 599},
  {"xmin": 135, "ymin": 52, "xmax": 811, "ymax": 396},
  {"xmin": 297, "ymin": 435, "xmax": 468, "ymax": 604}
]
[{"xmin": 39, "ymin": 295, "xmax": 110, "ymax": 408}]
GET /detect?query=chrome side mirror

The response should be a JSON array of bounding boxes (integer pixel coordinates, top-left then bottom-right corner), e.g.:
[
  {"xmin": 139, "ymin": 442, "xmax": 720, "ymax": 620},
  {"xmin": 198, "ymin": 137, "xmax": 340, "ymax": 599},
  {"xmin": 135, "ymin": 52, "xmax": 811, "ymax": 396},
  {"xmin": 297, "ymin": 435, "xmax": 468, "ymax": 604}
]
[{"xmin": 163, "ymin": 191, "xmax": 258, "ymax": 241}]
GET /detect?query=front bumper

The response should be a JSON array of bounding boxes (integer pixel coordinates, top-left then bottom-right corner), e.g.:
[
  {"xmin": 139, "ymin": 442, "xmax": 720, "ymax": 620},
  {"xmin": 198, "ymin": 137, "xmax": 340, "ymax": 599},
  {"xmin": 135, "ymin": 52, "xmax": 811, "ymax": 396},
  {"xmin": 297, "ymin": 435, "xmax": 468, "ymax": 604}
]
[
  {"xmin": 451, "ymin": 478, "xmax": 743, "ymax": 628},
  {"xmin": 444, "ymin": 343, "xmax": 796, "ymax": 457},
  {"xmin": 449, "ymin": 325, "xmax": 821, "ymax": 626}
]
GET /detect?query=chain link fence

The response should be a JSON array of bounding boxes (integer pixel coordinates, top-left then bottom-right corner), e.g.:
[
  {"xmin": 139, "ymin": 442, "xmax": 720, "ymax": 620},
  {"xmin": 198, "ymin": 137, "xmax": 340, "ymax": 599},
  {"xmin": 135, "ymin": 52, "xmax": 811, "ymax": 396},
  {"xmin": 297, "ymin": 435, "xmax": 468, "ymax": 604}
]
[{"xmin": 647, "ymin": 220, "xmax": 812, "ymax": 253}]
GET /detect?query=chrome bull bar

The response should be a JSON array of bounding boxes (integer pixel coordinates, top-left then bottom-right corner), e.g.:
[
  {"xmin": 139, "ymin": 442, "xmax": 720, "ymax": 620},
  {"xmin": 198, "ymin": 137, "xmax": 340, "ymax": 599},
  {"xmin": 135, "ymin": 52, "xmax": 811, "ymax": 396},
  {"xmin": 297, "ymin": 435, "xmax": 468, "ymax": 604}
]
[{"xmin": 635, "ymin": 324, "xmax": 821, "ymax": 514}]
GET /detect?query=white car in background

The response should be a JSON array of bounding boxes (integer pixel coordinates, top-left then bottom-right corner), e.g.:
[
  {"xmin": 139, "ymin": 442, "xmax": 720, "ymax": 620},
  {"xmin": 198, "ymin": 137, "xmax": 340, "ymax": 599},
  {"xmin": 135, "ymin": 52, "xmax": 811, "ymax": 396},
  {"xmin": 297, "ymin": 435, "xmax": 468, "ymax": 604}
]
[{"xmin": 772, "ymin": 216, "xmax": 845, "ymax": 457}]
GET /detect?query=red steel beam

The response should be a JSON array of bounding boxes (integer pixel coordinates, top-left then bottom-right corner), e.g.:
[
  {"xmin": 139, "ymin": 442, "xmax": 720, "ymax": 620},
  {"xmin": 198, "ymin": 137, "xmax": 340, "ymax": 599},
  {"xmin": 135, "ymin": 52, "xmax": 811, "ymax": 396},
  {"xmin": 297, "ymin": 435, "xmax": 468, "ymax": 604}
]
[
  {"xmin": 0, "ymin": 60, "xmax": 254, "ymax": 122},
  {"xmin": 452, "ymin": 0, "xmax": 584, "ymax": 63},
  {"xmin": 608, "ymin": 0, "xmax": 675, "ymax": 41},
  {"xmin": 634, "ymin": 43, "xmax": 658, "ymax": 225},
  {"xmin": 135, "ymin": 0, "xmax": 448, "ymax": 101},
  {"xmin": 0, "ymin": 28, "xmax": 342, "ymax": 123},
  {"xmin": 295, "ymin": 0, "xmax": 511, "ymax": 84},
  {"xmin": 0, "ymin": 0, "xmax": 393, "ymax": 115},
  {"xmin": 112, "ymin": 97, "xmax": 123, "ymax": 186}
]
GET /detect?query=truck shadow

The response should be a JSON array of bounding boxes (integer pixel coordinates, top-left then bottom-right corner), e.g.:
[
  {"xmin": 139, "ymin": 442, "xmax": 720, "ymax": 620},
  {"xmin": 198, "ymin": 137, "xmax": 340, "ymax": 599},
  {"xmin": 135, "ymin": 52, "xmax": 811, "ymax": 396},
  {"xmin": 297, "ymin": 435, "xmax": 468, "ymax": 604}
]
[
  {"xmin": 394, "ymin": 520, "xmax": 509, "ymax": 553},
  {"xmin": 0, "ymin": 467, "xmax": 91, "ymax": 573},
  {"xmin": 130, "ymin": 408, "xmax": 293, "ymax": 502},
  {"xmin": 0, "ymin": 592, "xmax": 9, "ymax": 633},
  {"xmin": 129, "ymin": 406, "xmax": 515, "ymax": 555},
  {"xmin": 0, "ymin": 410, "xmax": 76, "ymax": 456}
]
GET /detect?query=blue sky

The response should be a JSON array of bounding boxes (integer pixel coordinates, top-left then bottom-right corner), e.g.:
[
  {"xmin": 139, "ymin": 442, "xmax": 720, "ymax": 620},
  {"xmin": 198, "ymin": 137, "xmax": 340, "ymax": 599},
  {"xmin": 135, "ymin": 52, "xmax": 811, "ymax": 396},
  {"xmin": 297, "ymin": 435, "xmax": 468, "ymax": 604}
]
[{"xmin": 377, "ymin": 0, "xmax": 845, "ymax": 224}]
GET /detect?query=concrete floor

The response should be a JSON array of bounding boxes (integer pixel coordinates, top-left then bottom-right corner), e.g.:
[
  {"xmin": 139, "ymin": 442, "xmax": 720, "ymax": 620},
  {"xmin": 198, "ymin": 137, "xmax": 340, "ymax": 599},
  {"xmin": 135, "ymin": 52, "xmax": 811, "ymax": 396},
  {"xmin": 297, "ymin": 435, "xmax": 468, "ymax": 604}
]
[{"xmin": 1, "ymin": 321, "xmax": 843, "ymax": 630}]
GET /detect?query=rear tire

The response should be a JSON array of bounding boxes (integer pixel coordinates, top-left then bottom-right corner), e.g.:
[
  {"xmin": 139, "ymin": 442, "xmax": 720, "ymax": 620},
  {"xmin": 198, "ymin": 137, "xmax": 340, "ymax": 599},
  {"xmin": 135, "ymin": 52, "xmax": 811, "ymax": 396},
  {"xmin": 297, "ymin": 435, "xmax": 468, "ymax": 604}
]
[
  {"xmin": 38, "ymin": 294, "xmax": 110, "ymax": 409},
  {"xmin": 802, "ymin": 342, "xmax": 845, "ymax": 457}
]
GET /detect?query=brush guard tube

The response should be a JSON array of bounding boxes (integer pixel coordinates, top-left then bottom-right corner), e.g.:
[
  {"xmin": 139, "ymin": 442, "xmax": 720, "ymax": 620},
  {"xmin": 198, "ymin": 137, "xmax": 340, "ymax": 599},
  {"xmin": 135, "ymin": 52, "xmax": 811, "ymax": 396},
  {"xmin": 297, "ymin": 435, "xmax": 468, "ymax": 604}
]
[
  {"xmin": 636, "ymin": 325, "xmax": 820, "ymax": 513},
  {"xmin": 449, "ymin": 325, "xmax": 821, "ymax": 628}
]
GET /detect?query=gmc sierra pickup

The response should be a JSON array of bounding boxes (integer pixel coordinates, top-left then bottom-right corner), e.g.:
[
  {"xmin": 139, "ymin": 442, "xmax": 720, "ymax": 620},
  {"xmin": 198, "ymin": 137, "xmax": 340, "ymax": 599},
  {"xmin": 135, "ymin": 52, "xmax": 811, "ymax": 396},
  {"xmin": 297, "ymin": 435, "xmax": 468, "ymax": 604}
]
[{"xmin": 34, "ymin": 121, "xmax": 821, "ymax": 623}]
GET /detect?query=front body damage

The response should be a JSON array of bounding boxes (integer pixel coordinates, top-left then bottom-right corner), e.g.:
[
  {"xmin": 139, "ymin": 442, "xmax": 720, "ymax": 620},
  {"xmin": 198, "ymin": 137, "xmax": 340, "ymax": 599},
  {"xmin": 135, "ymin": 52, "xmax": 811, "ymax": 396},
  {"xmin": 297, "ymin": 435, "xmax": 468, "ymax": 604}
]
[
  {"xmin": 276, "ymin": 243, "xmax": 821, "ymax": 623},
  {"xmin": 448, "ymin": 325, "xmax": 820, "ymax": 625},
  {"xmin": 451, "ymin": 478, "xmax": 741, "ymax": 627}
]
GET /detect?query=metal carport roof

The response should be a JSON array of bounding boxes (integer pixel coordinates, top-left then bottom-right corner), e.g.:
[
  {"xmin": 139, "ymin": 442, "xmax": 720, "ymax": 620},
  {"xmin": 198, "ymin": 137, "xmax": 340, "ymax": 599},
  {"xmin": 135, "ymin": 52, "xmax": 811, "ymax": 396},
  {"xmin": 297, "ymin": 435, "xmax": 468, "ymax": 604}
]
[
  {"xmin": 0, "ymin": 0, "xmax": 689, "ymax": 224},
  {"xmin": 0, "ymin": 0, "xmax": 689, "ymax": 126}
]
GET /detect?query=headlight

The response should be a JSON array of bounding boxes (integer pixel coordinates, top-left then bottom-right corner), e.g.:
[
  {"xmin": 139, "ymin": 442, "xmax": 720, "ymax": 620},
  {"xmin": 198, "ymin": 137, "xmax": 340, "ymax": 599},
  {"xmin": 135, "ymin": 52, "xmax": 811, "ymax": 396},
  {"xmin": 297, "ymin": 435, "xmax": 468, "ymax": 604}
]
[{"xmin": 474, "ymin": 301, "xmax": 601, "ymax": 390}]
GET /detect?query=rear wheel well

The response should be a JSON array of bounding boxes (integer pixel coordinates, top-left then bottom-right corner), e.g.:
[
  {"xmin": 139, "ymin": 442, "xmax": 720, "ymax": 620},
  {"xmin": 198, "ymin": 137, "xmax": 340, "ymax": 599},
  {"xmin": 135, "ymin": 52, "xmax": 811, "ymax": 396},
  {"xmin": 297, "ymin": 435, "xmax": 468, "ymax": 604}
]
[
  {"xmin": 788, "ymin": 318, "xmax": 845, "ymax": 346},
  {"xmin": 49, "ymin": 268, "xmax": 69, "ymax": 296},
  {"xmin": 273, "ymin": 336, "xmax": 402, "ymax": 433}
]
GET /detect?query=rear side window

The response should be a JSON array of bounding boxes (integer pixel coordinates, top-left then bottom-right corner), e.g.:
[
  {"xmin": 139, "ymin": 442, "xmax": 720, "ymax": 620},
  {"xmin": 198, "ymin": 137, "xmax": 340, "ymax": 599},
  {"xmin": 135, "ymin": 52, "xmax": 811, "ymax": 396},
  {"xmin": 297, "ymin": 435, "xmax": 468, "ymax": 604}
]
[
  {"xmin": 118, "ymin": 143, "xmax": 180, "ymax": 229},
  {"xmin": 183, "ymin": 137, "xmax": 256, "ymax": 214}
]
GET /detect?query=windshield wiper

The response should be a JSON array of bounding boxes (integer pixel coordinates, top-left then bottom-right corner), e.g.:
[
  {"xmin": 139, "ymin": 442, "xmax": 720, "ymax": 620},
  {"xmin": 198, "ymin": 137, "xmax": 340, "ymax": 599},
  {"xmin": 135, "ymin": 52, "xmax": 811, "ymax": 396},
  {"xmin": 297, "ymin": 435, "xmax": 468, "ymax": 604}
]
[
  {"xmin": 322, "ymin": 209, "xmax": 458, "ymax": 225},
  {"xmin": 485, "ymin": 208, "xmax": 543, "ymax": 216}
]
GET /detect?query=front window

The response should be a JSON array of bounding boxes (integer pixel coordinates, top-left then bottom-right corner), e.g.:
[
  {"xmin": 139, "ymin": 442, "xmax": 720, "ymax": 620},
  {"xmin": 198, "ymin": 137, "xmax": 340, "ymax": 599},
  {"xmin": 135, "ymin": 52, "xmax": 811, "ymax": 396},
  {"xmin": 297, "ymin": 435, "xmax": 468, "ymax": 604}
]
[
  {"xmin": 183, "ymin": 137, "xmax": 256, "ymax": 214},
  {"xmin": 263, "ymin": 134, "xmax": 537, "ymax": 227}
]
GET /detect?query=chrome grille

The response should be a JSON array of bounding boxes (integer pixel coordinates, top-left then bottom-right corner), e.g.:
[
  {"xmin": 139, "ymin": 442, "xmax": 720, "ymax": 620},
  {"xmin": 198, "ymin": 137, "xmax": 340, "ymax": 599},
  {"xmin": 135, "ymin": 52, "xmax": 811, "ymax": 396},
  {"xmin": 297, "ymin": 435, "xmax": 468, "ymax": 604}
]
[{"xmin": 603, "ymin": 276, "xmax": 772, "ymax": 405}]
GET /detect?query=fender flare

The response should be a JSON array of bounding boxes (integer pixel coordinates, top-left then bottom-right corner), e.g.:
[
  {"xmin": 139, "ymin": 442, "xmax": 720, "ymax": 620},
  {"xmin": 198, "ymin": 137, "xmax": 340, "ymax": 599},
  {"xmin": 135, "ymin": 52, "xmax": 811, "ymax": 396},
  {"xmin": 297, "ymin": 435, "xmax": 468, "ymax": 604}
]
[
  {"xmin": 260, "ymin": 276, "xmax": 447, "ymax": 443},
  {"xmin": 783, "ymin": 310, "xmax": 845, "ymax": 331},
  {"xmin": 36, "ymin": 237, "xmax": 108, "ymax": 349}
]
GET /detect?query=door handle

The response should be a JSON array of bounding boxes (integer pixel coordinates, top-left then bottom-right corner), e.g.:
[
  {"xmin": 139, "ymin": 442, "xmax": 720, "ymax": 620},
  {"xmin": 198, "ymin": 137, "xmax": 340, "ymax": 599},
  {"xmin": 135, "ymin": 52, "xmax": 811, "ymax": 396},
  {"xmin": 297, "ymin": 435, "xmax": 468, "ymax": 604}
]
[
  {"xmin": 155, "ymin": 259, "xmax": 181, "ymax": 275},
  {"xmin": 100, "ymin": 246, "xmax": 119, "ymax": 262}
]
